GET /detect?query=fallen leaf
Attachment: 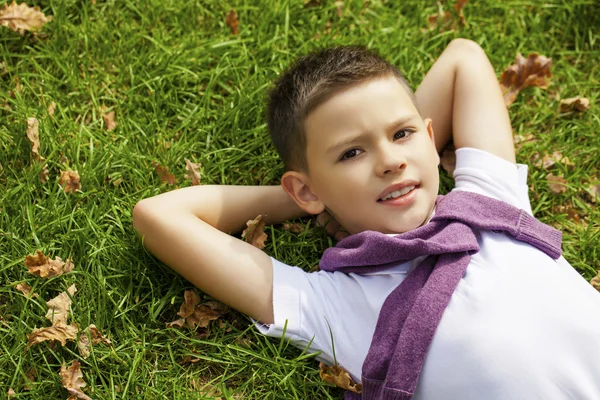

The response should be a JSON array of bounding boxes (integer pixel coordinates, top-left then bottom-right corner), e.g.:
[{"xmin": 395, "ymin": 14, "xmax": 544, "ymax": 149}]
[
  {"xmin": 319, "ymin": 362, "xmax": 362, "ymax": 394},
  {"xmin": 225, "ymin": 8, "xmax": 239, "ymax": 35},
  {"xmin": 185, "ymin": 159, "xmax": 201, "ymax": 185},
  {"xmin": 553, "ymin": 204, "xmax": 583, "ymax": 223},
  {"xmin": 533, "ymin": 151, "xmax": 574, "ymax": 169},
  {"xmin": 499, "ymin": 53, "xmax": 552, "ymax": 106},
  {"xmin": 101, "ymin": 107, "xmax": 117, "ymax": 131},
  {"xmin": 426, "ymin": 0, "xmax": 468, "ymax": 31},
  {"xmin": 586, "ymin": 184, "xmax": 600, "ymax": 203},
  {"xmin": 45, "ymin": 284, "xmax": 77, "ymax": 326},
  {"xmin": 282, "ymin": 222, "xmax": 304, "ymax": 233},
  {"xmin": 591, "ymin": 272, "xmax": 600, "ymax": 291},
  {"xmin": 78, "ymin": 324, "xmax": 111, "ymax": 359},
  {"xmin": 242, "ymin": 215, "xmax": 268, "ymax": 249},
  {"xmin": 26, "ymin": 117, "xmax": 45, "ymax": 162},
  {"xmin": 559, "ymin": 96, "xmax": 590, "ymax": 113},
  {"xmin": 59, "ymin": 169, "xmax": 81, "ymax": 193},
  {"xmin": 167, "ymin": 291, "xmax": 229, "ymax": 330},
  {"xmin": 152, "ymin": 162, "xmax": 176, "ymax": 185},
  {"xmin": 15, "ymin": 282, "xmax": 37, "ymax": 297},
  {"xmin": 27, "ymin": 323, "xmax": 78, "ymax": 347},
  {"xmin": 39, "ymin": 164, "xmax": 49, "ymax": 183},
  {"xmin": 0, "ymin": 1, "xmax": 51, "ymax": 35},
  {"xmin": 24, "ymin": 367, "xmax": 36, "ymax": 390},
  {"xmin": 440, "ymin": 144, "xmax": 456, "ymax": 175},
  {"xmin": 47, "ymin": 101, "xmax": 56, "ymax": 116},
  {"xmin": 60, "ymin": 360, "xmax": 92, "ymax": 400},
  {"xmin": 24, "ymin": 250, "xmax": 75, "ymax": 278},
  {"xmin": 546, "ymin": 173, "xmax": 567, "ymax": 194},
  {"xmin": 7, "ymin": 388, "xmax": 15, "ymax": 398}
]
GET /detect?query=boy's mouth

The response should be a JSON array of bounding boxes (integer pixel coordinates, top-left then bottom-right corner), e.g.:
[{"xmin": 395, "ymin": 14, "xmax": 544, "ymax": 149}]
[{"xmin": 377, "ymin": 183, "xmax": 419, "ymax": 202}]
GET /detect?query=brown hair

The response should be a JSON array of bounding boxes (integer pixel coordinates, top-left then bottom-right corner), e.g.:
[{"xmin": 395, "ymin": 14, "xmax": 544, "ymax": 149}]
[{"xmin": 266, "ymin": 45, "xmax": 419, "ymax": 172}]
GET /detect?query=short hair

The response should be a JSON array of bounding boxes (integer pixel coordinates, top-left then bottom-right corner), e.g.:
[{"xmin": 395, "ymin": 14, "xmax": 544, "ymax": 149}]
[{"xmin": 266, "ymin": 45, "xmax": 419, "ymax": 172}]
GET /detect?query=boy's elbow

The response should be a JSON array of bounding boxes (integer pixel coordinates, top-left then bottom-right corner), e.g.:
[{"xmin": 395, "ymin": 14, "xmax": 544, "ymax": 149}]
[{"xmin": 132, "ymin": 200, "xmax": 153, "ymax": 235}]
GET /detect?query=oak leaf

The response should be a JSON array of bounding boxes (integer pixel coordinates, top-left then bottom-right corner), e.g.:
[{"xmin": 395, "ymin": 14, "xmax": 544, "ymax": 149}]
[
  {"xmin": 152, "ymin": 162, "xmax": 176, "ymax": 185},
  {"xmin": 60, "ymin": 360, "xmax": 92, "ymax": 400},
  {"xmin": 242, "ymin": 214, "xmax": 268, "ymax": 250},
  {"xmin": 78, "ymin": 324, "xmax": 112, "ymax": 359},
  {"xmin": 319, "ymin": 362, "xmax": 362, "ymax": 394},
  {"xmin": 27, "ymin": 324, "xmax": 78, "ymax": 347},
  {"xmin": 59, "ymin": 169, "xmax": 81, "ymax": 193},
  {"xmin": 16, "ymin": 282, "xmax": 37, "ymax": 297},
  {"xmin": 499, "ymin": 53, "xmax": 552, "ymax": 106},
  {"xmin": 225, "ymin": 8, "xmax": 239, "ymax": 35},
  {"xmin": 26, "ymin": 117, "xmax": 45, "ymax": 162},
  {"xmin": 24, "ymin": 250, "xmax": 75, "ymax": 278},
  {"xmin": 559, "ymin": 97, "xmax": 590, "ymax": 113},
  {"xmin": 101, "ymin": 106, "xmax": 117, "ymax": 131},
  {"xmin": 185, "ymin": 159, "xmax": 201, "ymax": 185},
  {"xmin": 546, "ymin": 173, "xmax": 567, "ymax": 194},
  {"xmin": 167, "ymin": 291, "xmax": 229, "ymax": 330},
  {"xmin": 45, "ymin": 284, "xmax": 77, "ymax": 326},
  {"xmin": 0, "ymin": 1, "xmax": 51, "ymax": 35}
]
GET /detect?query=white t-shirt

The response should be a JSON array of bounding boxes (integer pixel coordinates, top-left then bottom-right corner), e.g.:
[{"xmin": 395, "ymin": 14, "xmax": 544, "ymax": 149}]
[{"xmin": 254, "ymin": 148, "xmax": 600, "ymax": 399}]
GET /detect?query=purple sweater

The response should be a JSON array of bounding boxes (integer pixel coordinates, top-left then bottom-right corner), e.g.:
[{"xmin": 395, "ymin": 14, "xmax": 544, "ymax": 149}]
[{"xmin": 320, "ymin": 191, "xmax": 562, "ymax": 400}]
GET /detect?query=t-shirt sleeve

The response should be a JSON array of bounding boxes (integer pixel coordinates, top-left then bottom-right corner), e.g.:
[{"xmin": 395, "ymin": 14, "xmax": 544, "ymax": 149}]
[{"xmin": 452, "ymin": 147, "xmax": 533, "ymax": 215}]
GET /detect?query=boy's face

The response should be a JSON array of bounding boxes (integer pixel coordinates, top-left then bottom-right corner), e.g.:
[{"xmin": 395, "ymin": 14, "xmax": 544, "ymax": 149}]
[{"xmin": 299, "ymin": 75, "xmax": 440, "ymax": 235}]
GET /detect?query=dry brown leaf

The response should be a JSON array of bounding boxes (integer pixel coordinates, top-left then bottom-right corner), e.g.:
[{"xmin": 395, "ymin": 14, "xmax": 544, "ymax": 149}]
[
  {"xmin": 24, "ymin": 367, "xmax": 36, "ymax": 390},
  {"xmin": 185, "ymin": 159, "xmax": 201, "ymax": 186},
  {"xmin": 282, "ymin": 222, "xmax": 304, "ymax": 234},
  {"xmin": 426, "ymin": 0, "xmax": 468, "ymax": 30},
  {"xmin": 440, "ymin": 144, "xmax": 456, "ymax": 175},
  {"xmin": 39, "ymin": 164, "xmax": 49, "ymax": 184},
  {"xmin": 27, "ymin": 323, "xmax": 78, "ymax": 347},
  {"xmin": 225, "ymin": 8, "xmax": 239, "ymax": 35},
  {"xmin": 7, "ymin": 388, "xmax": 15, "ymax": 398},
  {"xmin": 178, "ymin": 290, "xmax": 201, "ymax": 319},
  {"xmin": 591, "ymin": 272, "xmax": 600, "ymax": 291},
  {"xmin": 78, "ymin": 324, "xmax": 111, "ymax": 359},
  {"xmin": 553, "ymin": 204, "xmax": 583, "ymax": 223},
  {"xmin": 45, "ymin": 284, "xmax": 77, "ymax": 326},
  {"xmin": 586, "ymin": 184, "xmax": 600, "ymax": 203},
  {"xmin": 499, "ymin": 53, "xmax": 552, "ymax": 106},
  {"xmin": 533, "ymin": 151, "xmax": 574, "ymax": 170},
  {"xmin": 59, "ymin": 169, "xmax": 81, "ymax": 193},
  {"xmin": 319, "ymin": 362, "xmax": 362, "ymax": 394},
  {"xmin": 152, "ymin": 162, "xmax": 176, "ymax": 185},
  {"xmin": 47, "ymin": 101, "xmax": 56, "ymax": 116},
  {"xmin": 24, "ymin": 250, "xmax": 75, "ymax": 278},
  {"xmin": 167, "ymin": 292, "xmax": 229, "ymax": 330},
  {"xmin": 0, "ymin": 1, "xmax": 51, "ymax": 35},
  {"xmin": 26, "ymin": 117, "xmax": 45, "ymax": 162},
  {"xmin": 101, "ymin": 108, "xmax": 117, "ymax": 131},
  {"xmin": 546, "ymin": 173, "xmax": 568, "ymax": 194},
  {"xmin": 15, "ymin": 282, "xmax": 37, "ymax": 298},
  {"xmin": 559, "ymin": 97, "xmax": 590, "ymax": 113},
  {"xmin": 60, "ymin": 360, "xmax": 92, "ymax": 400},
  {"xmin": 242, "ymin": 214, "xmax": 268, "ymax": 250}
]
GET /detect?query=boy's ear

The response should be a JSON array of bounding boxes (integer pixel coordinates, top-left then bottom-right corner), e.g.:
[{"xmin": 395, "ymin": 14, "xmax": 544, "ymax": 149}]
[
  {"xmin": 281, "ymin": 171, "xmax": 325, "ymax": 215},
  {"xmin": 424, "ymin": 118, "xmax": 441, "ymax": 165}
]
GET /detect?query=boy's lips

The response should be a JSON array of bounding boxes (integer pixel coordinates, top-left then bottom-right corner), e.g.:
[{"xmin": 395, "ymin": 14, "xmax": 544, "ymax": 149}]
[{"xmin": 377, "ymin": 181, "xmax": 420, "ymax": 202}]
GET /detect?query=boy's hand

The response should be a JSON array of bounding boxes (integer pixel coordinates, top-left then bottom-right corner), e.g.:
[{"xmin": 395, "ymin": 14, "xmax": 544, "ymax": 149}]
[{"xmin": 315, "ymin": 211, "xmax": 350, "ymax": 241}]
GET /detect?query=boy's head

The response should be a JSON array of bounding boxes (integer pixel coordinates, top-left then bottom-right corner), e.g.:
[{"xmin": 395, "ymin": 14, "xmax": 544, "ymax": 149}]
[{"xmin": 268, "ymin": 46, "xmax": 440, "ymax": 235}]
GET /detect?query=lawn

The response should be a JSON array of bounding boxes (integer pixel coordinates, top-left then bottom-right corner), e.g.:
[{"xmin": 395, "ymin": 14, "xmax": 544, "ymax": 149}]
[{"xmin": 1, "ymin": 0, "xmax": 599, "ymax": 398}]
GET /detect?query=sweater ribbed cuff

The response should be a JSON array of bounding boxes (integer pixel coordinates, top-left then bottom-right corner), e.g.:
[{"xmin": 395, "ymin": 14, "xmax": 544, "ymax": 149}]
[{"xmin": 516, "ymin": 211, "xmax": 562, "ymax": 259}]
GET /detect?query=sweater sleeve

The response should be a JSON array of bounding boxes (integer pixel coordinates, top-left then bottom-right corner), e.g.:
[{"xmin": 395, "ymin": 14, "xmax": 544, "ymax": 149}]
[{"xmin": 452, "ymin": 147, "xmax": 533, "ymax": 215}]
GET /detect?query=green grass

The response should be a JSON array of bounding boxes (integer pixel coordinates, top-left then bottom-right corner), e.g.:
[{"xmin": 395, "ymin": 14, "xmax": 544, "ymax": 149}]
[{"xmin": 1, "ymin": 0, "xmax": 599, "ymax": 398}]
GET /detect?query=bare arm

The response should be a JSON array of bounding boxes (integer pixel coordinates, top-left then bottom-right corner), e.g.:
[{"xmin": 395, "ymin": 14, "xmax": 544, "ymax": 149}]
[
  {"xmin": 132, "ymin": 185, "xmax": 308, "ymax": 324},
  {"xmin": 415, "ymin": 38, "xmax": 516, "ymax": 163}
]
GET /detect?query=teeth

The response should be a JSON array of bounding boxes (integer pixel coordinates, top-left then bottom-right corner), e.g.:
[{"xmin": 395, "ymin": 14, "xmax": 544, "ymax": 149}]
[{"xmin": 381, "ymin": 186, "xmax": 415, "ymax": 201}]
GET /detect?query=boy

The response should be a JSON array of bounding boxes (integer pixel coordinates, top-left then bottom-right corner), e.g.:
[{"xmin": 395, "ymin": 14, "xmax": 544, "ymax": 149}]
[{"xmin": 132, "ymin": 39, "xmax": 600, "ymax": 399}]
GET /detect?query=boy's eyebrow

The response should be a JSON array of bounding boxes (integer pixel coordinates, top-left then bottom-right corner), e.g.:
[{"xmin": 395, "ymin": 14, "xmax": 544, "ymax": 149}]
[{"xmin": 326, "ymin": 114, "xmax": 420, "ymax": 154}]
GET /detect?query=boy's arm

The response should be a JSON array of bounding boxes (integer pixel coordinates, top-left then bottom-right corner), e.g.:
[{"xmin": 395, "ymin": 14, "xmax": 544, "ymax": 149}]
[
  {"xmin": 415, "ymin": 39, "xmax": 516, "ymax": 164},
  {"xmin": 132, "ymin": 185, "xmax": 307, "ymax": 324}
]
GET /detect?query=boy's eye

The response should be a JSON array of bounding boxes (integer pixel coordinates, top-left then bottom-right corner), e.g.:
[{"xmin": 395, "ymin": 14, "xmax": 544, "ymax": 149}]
[
  {"xmin": 340, "ymin": 148, "xmax": 363, "ymax": 161},
  {"xmin": 394, "ymin": 129, "xmax": 414, "ymax": 140}
]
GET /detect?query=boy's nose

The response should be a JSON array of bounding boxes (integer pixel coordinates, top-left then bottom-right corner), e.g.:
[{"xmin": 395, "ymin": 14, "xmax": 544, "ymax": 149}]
[{"xmin": 375, "ymin": 145, "xmax": 407, "ymax": 176}]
